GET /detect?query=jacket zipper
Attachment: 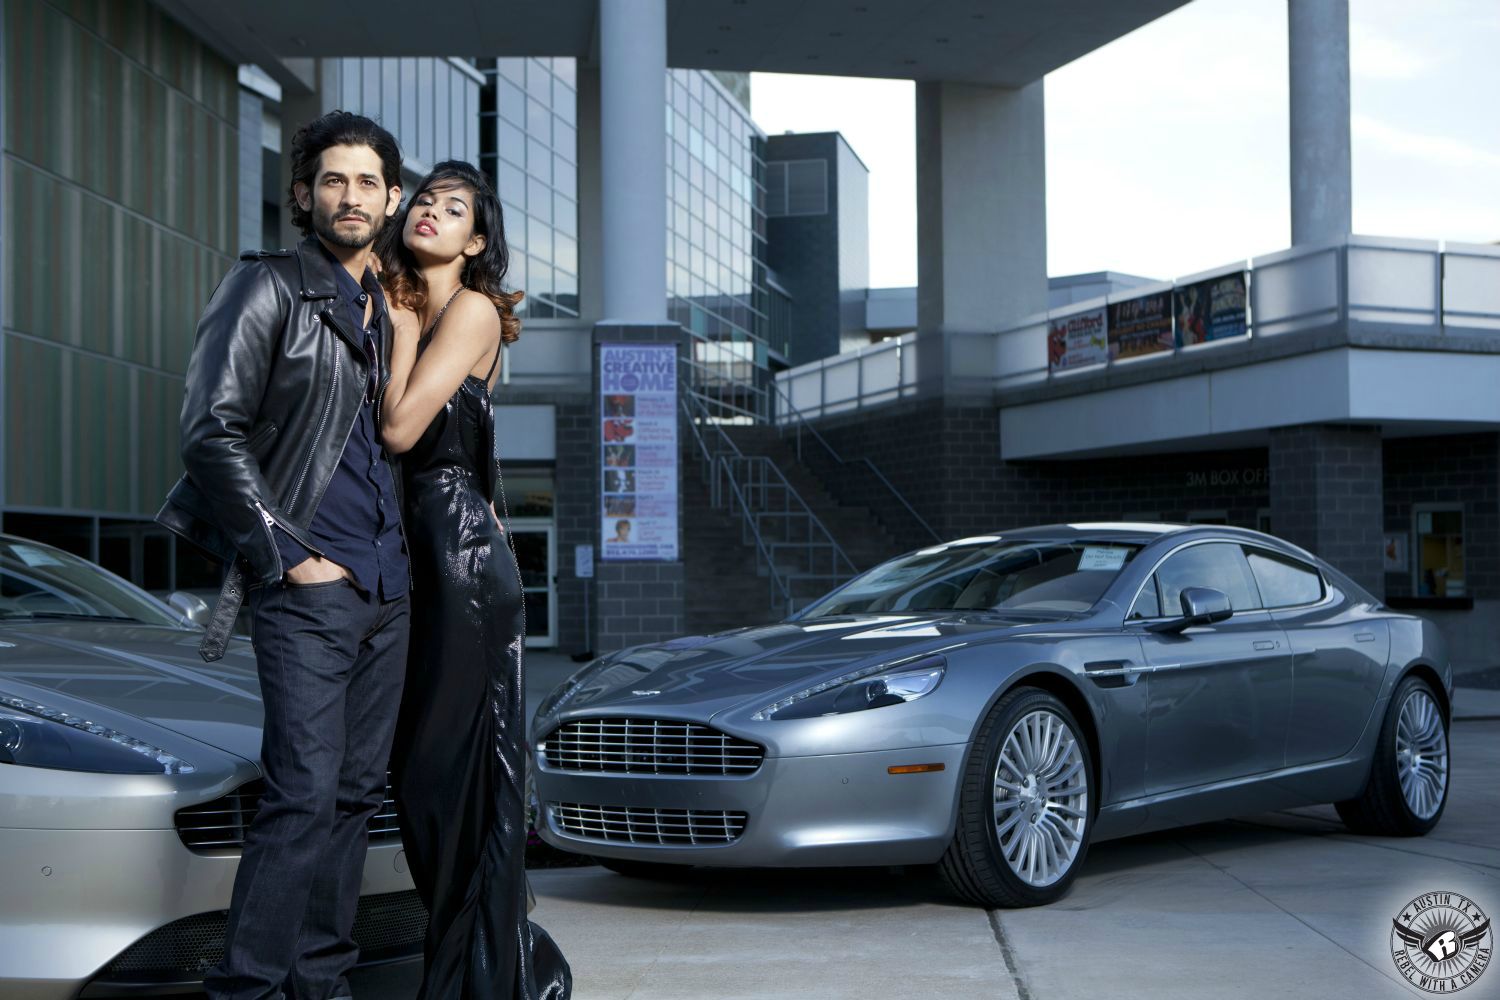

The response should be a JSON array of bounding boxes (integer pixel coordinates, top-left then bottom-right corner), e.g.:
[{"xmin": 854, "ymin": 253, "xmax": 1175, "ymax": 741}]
[{"xmin": 253, "ymin": 498, "xmax": 324, "ymax": 559}]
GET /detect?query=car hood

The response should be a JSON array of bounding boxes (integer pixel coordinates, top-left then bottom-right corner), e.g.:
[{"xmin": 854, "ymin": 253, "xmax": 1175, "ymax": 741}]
[
  {"xmin": 544, "ymin": 612, "xmax": 1057, "ymax": 724},
  {"xmin": 0, "ymin": 622, "xmax": 264, "ymax": 764}
]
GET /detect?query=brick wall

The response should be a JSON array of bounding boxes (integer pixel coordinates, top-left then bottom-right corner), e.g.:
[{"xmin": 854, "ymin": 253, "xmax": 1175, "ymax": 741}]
[
  {"xmin": 805, "ymin": 399, "xmax": 1272, "ymax": 550},
  {"xmin": 596, "ymin": 561, "xmax": 686, "ymax": 651},
  {"xmin": 590, "ymin": 323, "xmax": 688, "ymax": 653},
  {"xmin": 553, "ymin": 394, "xmax": 594, "ymax": 652},
  {"xmin": 1269, "ymin": 424, "xmax": 1384, "ymax": 595},
  {"xmin": 1383, "ymin": 432, "xmax": 1500, "ymax": 600}
]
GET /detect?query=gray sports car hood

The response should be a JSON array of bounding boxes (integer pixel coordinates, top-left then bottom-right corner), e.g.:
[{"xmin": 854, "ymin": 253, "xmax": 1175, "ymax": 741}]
[
  {"xmin": 544, "ymin": 612, "xmax": 1055, "ymax": 722},
  {"xmin": 0, "ymin": 622, "xmax": 263, "ymax": 763}
]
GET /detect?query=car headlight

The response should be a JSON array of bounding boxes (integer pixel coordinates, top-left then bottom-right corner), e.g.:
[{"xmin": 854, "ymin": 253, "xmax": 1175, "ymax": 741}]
[
  {"xmin": 0, "ymin": 695, "xmax": 195, "ymax": 774},
  {"xmin": 751, "ymin": 653, "xmax": 947, "ymax": 721}
]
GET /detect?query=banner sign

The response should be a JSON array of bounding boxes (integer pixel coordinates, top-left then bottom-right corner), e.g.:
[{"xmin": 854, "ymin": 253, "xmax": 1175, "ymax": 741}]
[
  {"xmin": 1174, "ymin": 272, "xmax": 1248, "ymax": 346},
  {"xmin": 1108, "ymin": 291, "xmax": 1174, "ymax": 360},
  {"xmin": 600, "ymin": 344, "xmax": 678, "ymax": 561},
  {"xmin": 1047, "ymin": 307, "xmax": 1108, "ymax": 372}
]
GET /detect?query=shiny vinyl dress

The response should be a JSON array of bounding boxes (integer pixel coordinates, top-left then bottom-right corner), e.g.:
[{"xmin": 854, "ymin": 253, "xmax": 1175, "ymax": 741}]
[{"xmin": 390, "ymin": 318, "xmax": 571, "ymax": 1000}]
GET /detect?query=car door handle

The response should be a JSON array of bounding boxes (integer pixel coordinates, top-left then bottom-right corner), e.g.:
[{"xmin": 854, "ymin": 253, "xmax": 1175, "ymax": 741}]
[
  {"xmin": 1355, "ymin": 632, "xmax": 1376, "ymax": 643},
  {"xmin": 1253, "ymin": 640, "xmax": 1278, "ymax": 651}
]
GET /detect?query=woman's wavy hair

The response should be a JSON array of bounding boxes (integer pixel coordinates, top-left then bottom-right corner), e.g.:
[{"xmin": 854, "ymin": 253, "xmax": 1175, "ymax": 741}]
[{"xmin": 377, "ymin": 160, "xmax": 523, "ymax": 343}]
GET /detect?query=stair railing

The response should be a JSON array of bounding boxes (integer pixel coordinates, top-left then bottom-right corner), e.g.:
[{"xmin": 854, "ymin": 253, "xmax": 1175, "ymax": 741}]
[
  {"xmin": 682, "ymin": 388, "xmax": 858, "ymax": 616},
  {"xmin": 767, "ymin": 376, "xmax": 942, "ymax": 545}
]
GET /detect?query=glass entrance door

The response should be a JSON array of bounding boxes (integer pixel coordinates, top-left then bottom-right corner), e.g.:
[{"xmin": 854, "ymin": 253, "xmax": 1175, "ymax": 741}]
[{"xmin": 509, "ymin": 519, "xmax": 556, "ymax": 648}]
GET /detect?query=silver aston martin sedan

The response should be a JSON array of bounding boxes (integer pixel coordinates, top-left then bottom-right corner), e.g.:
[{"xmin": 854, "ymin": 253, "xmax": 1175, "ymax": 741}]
[
  {"xmin": 531, "ymin": 523, "xmax": 1452, "ymax": 907},
  {"xmin": 0, "ymin": 534, "xmax": 421, "ymax": 999}
]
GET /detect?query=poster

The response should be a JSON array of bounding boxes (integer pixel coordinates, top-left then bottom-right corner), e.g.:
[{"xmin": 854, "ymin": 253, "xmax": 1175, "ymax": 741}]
[
  {"xmin": 600, "ymin": 344, "xmax": 678, "ymax": 561},
  {"xmin": 1174, "ymin": 272, "xmax": 1248, "ymax": 346},
  {"xmin": 1046, "ymin": 307, "xmax": 1108, "ymax": 372},
  {"xmin": 1108, "ymin": 292, "xmax": 1174, "ymax": 360},
  {"xmin": 1383, "ymin": 534, "xmax": 1408, "ymax": 574}
]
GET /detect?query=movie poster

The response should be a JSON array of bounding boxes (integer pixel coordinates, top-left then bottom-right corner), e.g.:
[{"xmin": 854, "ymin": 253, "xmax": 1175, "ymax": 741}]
[
  {"xmin": 600, "ymin": 344, "xmax": 678, "ymax": 561},
  {"xmin": 1108, "ymin": 292, "xmax": 1175, "ymax": 360},
  {"xmin": 1174, "ymin": 272, "xmax": 1248, "ymax": 346},
  {"xmin": 1046, "ymin": 307, "xmax": 1108, "ymax": 372}
]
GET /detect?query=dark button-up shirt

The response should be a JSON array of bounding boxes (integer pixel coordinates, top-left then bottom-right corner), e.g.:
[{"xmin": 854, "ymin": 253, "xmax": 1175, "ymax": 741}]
[{"xmin": 274, "ymin": 244, "xmax": 408, "ymax": 598}]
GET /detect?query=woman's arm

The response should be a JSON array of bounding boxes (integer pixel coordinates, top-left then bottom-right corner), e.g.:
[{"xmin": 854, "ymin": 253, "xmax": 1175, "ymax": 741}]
[{"xmin": 380, "ymin": 291, "xmax": 501, "ymax": 454}]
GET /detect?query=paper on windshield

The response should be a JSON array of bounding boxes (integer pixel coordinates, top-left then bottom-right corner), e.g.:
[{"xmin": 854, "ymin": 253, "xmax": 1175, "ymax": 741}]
[
  {"xmin": 12, "ymin": 545, "xmax": 67, "ymax": 568},
  {"xmin": 1078, "ymin": 546, "xmax": 1129, "ymax": 572}
]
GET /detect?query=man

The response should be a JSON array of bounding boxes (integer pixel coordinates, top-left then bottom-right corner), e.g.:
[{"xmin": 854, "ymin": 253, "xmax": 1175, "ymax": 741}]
[{"xmin": 157, "ymin": 111, "xmax": 409, "ymax": 1000}]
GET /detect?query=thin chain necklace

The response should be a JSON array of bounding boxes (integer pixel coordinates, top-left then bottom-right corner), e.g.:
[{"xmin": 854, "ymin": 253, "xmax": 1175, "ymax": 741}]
[{"xmin": 421, "ymin": 285, "xmax": 465, "ymax": 340}]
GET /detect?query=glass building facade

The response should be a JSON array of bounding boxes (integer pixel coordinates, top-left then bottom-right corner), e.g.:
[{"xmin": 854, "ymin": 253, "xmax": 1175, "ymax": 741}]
[
  {"xmin": 2, "ymin": 0, "xmax": 239, "ymax": 587},
  {"xmin": 479, "ymin": 57, "xmax": 580, "ymax": 320},
  {"xmin": 476, "ymin": 60, "xmax": 770, "ymax": 399},
  {"xmin": 665, "ymin": 68, "xmax": 769, "ymax": 371}
]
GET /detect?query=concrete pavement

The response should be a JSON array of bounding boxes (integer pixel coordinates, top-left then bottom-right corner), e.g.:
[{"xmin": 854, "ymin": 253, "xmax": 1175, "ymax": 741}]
[{"xmin": 346, "ymin": 700, "xmax": 1498, "ymax": 1000}]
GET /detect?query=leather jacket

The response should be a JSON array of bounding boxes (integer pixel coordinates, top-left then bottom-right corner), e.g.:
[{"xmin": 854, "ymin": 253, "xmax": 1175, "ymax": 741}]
[{"xmin": 157, "ymin": 236, "xmax": 399, "ymax": 592}]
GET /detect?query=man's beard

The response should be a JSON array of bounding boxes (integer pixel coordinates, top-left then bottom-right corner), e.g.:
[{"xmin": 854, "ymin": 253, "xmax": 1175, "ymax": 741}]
[{"xmin": 313, "ymin": 203, "xmax": 382, "ymax": 249}]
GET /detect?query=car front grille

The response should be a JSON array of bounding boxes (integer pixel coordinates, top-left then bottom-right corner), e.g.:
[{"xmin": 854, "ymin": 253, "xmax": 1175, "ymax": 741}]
[
  {"xmin": 88, "ymin": 890, "xmax": 424, "ymax": 988},
  {"xmin": 173, "ymin": 774, "xmax": 401, "ymax": 852},
  {"xmin": 540, "ymin": 717, "xmax": 765, "ymax": 776},
  {"xmin": 549, "ymin": 801, "xmax": 748, "ymax": 846}
]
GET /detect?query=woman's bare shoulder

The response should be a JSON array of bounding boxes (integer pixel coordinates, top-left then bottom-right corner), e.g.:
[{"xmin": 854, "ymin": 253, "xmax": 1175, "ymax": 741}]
[{"xmin": 448, "ymin": 289, "xmax": 501, "ymax": 328}]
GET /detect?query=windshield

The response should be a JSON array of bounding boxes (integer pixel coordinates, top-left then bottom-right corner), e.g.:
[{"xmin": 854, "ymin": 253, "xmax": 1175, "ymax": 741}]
[
  {"xmin": 799, "ymin": 538, "xmax": 1144, "ymax": 617},
  {"xmin": 0, "ymin": 537, "xmax": 179, "ymax": 625}
]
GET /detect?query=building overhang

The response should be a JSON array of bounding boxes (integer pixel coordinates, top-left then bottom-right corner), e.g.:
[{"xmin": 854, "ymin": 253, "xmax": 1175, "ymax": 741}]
[
  {"xmin": 998, "ymin": 346, "xmax": 1500, "ymax": 461},
  {"xmin": 152, "ymin": 0, "xmax": 1191, "ymax": 87}
]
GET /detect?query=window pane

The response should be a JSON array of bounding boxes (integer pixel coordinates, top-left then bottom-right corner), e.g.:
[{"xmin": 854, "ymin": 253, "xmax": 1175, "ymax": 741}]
[
  {"xmin": 1416, "ymin": 508, "xmax": 1465, "ymax": 596},
  {"xmin": 498, "ymin": 78, "xmax": 525, "ymax": 125},
  {"xmin": 1246, "ymin": 549, "xmax": 1323, "ymax": 608},
  {"xmin": 1157, "ymin": 542, "xmax": 1263, "ymax": 613}
]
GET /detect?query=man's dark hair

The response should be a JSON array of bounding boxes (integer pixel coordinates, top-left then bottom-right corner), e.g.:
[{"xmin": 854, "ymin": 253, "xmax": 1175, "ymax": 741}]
[{"xmin": 287, "ymin": 111, "xmax": 402, "ymax": 237}]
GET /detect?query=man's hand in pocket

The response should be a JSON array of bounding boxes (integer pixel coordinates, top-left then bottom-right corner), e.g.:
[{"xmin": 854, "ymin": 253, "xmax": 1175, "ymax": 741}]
[{"xmin": 285, "ymin": 555, "xmax": 352, "ymax": 586}]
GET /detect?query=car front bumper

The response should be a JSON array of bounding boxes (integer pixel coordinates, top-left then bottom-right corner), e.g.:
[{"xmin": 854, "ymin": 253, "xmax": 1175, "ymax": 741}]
[
  {"xmin": 1, "ymin": 790, "xmax": 416, "ymax": 999},
  {"xmin": 534, "ymin": 742, "xmax": 968, "ymax": 868}
]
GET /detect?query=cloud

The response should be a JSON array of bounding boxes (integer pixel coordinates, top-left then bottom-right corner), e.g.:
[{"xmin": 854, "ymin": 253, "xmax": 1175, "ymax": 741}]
[
  {"xmin": 1353, "ymin": 114, "xmax": 1500, "ymax": 169},
  {"xmin": 1351, "ymin": 24, "xmax": 1426, "ymax": 80}
]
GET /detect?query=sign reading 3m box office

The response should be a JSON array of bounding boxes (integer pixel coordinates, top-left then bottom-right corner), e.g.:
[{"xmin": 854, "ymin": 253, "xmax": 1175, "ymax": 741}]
[{"xmin": 600, "ymin": 344, "xmax": 678, "ymax": 561}]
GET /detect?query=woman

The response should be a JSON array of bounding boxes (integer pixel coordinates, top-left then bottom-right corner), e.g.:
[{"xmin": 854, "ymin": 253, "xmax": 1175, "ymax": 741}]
[{"xmin": 376, "ymin": 160, "xmax": 571, "ymax": 1000}]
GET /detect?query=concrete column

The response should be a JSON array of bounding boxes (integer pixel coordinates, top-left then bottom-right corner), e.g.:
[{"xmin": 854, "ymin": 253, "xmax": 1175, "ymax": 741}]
[
  {"xmin": 1288, "ymin": 0, "xmax": 1351, "ymax": 246},
  {"xmin": 575, "ymin": 64, "xmax": 605, "ymax": 324},
  {"xmin": 599, "ymin": 0, "xmax": 668, "ymax": 323},
  {"xmin": 1269, "ymin": 424, "xmax": 1383, "ymax": 597},
  {"xmin": 915, "ymin": 80, "xmax": 1047, "ymax": 392}
]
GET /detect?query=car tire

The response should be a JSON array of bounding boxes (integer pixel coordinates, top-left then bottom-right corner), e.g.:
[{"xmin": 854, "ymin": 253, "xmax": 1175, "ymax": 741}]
[
  {"xmin": 595, "ymin": 856, "xmax": 696, "ymax": 881},
  {"xmin": 939, "ymin": 686, "xmax": 1094, "ymax": 908},
  {"xmin": 1335, "ymin": 674, "xmax": 1449, "ymax": 836}
]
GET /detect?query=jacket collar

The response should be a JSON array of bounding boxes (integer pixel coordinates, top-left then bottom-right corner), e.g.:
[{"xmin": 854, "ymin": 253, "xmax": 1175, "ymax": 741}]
[
  {"xmin": 294, "ymin": 235, "xmax": 349, "ymax": 302},
  {"xmin": 294, "ymin": 236, "xmax": 392, "ymax": 354}
]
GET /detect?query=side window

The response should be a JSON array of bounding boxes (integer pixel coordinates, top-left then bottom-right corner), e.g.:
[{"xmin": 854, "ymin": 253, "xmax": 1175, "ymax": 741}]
[
  {"xmin": 1245, "ymin": 548, "xmax": 1323, "ymax": 608},
  {"xmin": 1129, "ymin": 574, "xmax": 1161, "ymax": 619},
  {"xmin": 1156, "ymin": 542, "xmax": 1263, "ymax": 614}
]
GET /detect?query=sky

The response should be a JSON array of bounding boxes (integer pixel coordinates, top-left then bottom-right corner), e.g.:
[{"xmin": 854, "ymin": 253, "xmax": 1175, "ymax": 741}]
[{"xmin": 749, "ymin": 0, "xmax": 1500, "ymax": 288}]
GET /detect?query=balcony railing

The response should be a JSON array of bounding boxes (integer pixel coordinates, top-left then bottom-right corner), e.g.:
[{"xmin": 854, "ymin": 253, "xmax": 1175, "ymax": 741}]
[{"xmin": 774, "ymin": 236, "xmax": 1500, "ymax": 421}]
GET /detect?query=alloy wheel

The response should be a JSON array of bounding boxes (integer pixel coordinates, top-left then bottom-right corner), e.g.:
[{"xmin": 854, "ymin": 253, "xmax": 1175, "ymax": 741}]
[
  {"xmin": 1395, "ymin": 689, "xmax": 1448, "ymax": 820},
  {"xmin": 992, "ymin": 709, "xmax": 1089, "ymax": 887}
]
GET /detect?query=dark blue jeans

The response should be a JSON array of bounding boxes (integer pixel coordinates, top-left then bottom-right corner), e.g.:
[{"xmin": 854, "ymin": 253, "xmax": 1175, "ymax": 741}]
[{"xmin": 205, "ymin": 579, "xmax": 409, "ymax": 1000}]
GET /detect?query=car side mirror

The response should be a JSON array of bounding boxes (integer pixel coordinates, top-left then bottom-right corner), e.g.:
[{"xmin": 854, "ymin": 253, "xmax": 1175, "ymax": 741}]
[
  {"xmin": 1146, "ymin": 587, "xmax": 1232, "ymax": 633},
  {"xmin": 167, "ymin": 591, "xmax": 211, "ymax": 628}
]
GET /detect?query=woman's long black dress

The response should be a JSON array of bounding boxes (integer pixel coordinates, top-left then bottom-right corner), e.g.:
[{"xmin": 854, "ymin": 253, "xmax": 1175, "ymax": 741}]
[{"xmin": 391, "ymin": 327, "xmax": 571, "ymax": 1000}]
